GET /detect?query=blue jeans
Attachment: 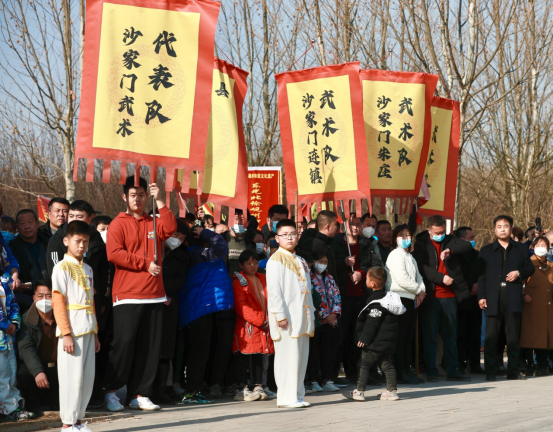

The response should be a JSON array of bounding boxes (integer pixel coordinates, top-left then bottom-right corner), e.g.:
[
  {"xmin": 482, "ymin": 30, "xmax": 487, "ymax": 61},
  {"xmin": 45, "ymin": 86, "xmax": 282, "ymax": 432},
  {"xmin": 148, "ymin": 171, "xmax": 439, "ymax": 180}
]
[{"xmin": 419, "ymin": 297, "xmax": 460, "ymax": 376}]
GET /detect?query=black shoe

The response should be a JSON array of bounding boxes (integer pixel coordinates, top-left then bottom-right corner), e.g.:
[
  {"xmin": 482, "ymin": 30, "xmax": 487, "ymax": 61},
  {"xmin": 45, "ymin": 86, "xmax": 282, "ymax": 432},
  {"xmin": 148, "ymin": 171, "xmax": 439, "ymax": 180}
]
[
  {"xmin": 447, "ymin": 371, "xmax": 471, "ymax": 382},
  {"xmin": 470, "ymin": 365, "xmax": 486, "ymax": 375},
  {"xmin": 87, "ymin": 395, "xmax": 105, "ymax": 409},
  {"xmin": 536, "ymin": 369, "xmax": 547, "ymax": 377},
  {"xmin": 486, "ymin": 375, "xmax": 496, "ymax": 381},
  {"xmin": 426, "ymin": 374, "xmax": 438, "ymax": 382},
  {"xmin": 526, "ymin": 364, "xmax": 537, "ymax": 377},
  {"xmin": 332, "ymin": 377, "xmax": 349, "ymax": 387},
  {"xmin": 506, "ymin": 372, "xmax": 527, "ymax": 380},
  {"xmin": 404, "ymin": 370, "xmax": 424, "ymax": 384},
  {"xmin": 5, "ymin": 408, "xmax": 35, "ymax": 422}
]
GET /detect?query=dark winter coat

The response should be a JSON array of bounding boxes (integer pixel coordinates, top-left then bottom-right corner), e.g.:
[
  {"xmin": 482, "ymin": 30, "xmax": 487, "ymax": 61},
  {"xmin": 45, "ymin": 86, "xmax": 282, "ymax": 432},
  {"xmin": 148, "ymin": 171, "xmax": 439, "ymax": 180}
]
[
  {"xmin": 298, "ymin": 228, "xmax": 339, "ymax": 285},
  {"xmin": 478, "ymin": 239, "xmax": 535, "ymax": 316},
  {"xmin": 356, "ymin": 290, "xmax": 399, "ymax": 354},
  {"xmin": 412, "ymin": 231, "xmax": 472, "ymax": 303},
  {"xmin": 38, "ymin": 223, "xmax": 55, "ymax": 241},
  {"xmin": 9, "ymin": 232, "xmax": 50, "ymax": 284},
  {"xmin": 458, "ymin": 248, "xmax": 486, "ymax": 311}
]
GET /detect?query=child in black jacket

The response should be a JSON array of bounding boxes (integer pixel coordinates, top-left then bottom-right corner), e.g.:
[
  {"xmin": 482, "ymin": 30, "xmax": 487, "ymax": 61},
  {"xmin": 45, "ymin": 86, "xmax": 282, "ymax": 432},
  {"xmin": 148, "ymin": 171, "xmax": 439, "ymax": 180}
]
[{"xmin": 343, "ymin": 267, "xmax": 406, "ymax": 402}]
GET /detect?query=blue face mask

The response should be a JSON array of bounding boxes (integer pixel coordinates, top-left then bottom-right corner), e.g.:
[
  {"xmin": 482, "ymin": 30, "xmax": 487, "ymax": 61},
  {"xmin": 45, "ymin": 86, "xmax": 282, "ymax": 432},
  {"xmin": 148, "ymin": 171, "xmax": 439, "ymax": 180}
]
[
  {"xmin": 272, "ymin": 221, "xmax": 278, "ymax": 232},
  {"xmin": 470, "ymin": 240, "xmax": 476, "ymax": 248},
  {"xmin": 431, "ymin": 233, "xmax": 446, "ymax": 242},
  {"xmin": 397, "ymin": 238, "xmax": 412, "ymax": 249}
]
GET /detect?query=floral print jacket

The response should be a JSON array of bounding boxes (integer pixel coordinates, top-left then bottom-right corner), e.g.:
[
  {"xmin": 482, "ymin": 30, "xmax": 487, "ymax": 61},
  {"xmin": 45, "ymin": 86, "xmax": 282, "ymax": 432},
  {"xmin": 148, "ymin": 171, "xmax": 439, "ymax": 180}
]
[{"xmin": 310, "ymin": 270, "xmax": 341, "ymax": 327}]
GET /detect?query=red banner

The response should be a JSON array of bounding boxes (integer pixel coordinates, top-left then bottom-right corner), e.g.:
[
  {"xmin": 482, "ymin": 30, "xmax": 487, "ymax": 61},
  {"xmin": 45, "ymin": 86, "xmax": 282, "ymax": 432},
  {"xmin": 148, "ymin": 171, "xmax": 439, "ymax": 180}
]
[
  {"xmin": 361, "ymin": 69, "xmax": 438, "ymax": 201},
  {"xmin": 275, "ymin": 62, "xmax": 371, "ymax": 210},
  {"xmin": 418, "ymin": 97, "xmax": 461, "ymax": 220},
  {"xmin": 37, "ymin": 196, "xmax": 51, "ymax": 223},
  {"xmin": 247, "ymin": 167, "xmax": 282, "ymax": 228},
  {"xmin": 74, "ymin": 0, "xmax": 220, "ymax": 192},
  {"xmin": 178, "ymin": 58, "xmax": 249, "ymax": 219}
]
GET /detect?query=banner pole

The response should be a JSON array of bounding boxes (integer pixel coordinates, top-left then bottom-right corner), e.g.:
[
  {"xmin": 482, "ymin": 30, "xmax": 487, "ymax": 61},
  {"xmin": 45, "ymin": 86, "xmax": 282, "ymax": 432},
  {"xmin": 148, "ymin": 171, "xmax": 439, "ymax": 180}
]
[
  {"xmin": 295, "ymin": 189, "xmax": 299, "ymax": 231},
  {"xmin": 339, "ymin": 200, "xmax": 355, "ymax": 275},
  {"xmin": 153, "ymin": 195, "xmax": 158, "ymax": 265}
]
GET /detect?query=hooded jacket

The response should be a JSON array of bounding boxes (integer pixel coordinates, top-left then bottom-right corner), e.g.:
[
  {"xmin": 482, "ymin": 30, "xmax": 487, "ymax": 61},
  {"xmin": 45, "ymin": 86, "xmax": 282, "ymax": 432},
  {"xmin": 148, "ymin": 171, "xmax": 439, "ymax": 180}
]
[
  {"xmin": 232, "ymin": 271, "xmax": 274, "ymax": 355},
  {"xmin": 46, "ymin": 223, "xmax": 110, "ymax": 308},
  {"xmin": 412, "ymin": 231, "xmax": 472, "ymax": 304},
  {"xmin": 107, "ymin": 206, "xmax": 177, "ymax": 302},
  {"xmin": 356, "ymin": 290, "xmax": 406, "ymax": 354}
]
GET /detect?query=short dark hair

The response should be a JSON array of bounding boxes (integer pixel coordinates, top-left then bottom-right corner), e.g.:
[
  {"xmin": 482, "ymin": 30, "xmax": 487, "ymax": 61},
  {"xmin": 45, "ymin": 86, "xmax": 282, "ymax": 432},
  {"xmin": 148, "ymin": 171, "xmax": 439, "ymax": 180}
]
[
  {"xmin": 16, "ymin": 209, "xmax": 38, "ymax": 223},
  {"xmin": 123, "ymin": 175, "xmax": 148, "ymax": 195},
  {"xmin": 239, "ymin": 249, "xmax": 259, "ymax": 264},
  {"xmin": 454, "ymin": 226, "xmax": 473, "ymax": 239},
  {"xmin": 512, "ymin": 227, "xmax": 524, "ymax": 242},
  {"xmin": 316, "ymin": 210, "xmax": 337, "ymax": 230},
  {"xmin": 268, "ymin": 204, "xmax": 289, "ymax": 219},
  {"xmin": 524, "ymin": 226, "xmax": 536, "ymax": 239},
  {"xmin": 427, "ymin": 215, "xmax": 446, "ymax": 228},
  {"xmin": 368, "ymin": 267, "xmax": 387, "ymax": 287},
  {"xmin": 275, "ymin": 218, "xmax": 296, "ymax": 233},
  {"xmin": 0, "ymin": 215, "xmax": 16, "ymax": 232},
  {"xmin": 311, "ymin": 248, "xmax": 327, "ymax": 261},
  {"xmin": 376, "ymin": 220, "xmax": 391, "ymax": 232},
  {"xmin": 48, "ymin": 197, "xmax": 70, "ymax": 210},
  {"xmin": 493, "ymin": 215, "xmax": 513, "ymax": 227},
  {"xmin": 361, "ymin": 213, "xmax": 378, "ymax": 223},
  {"xmin": 90, "ymin": 215, "xmax": 112, "ymax": 230},
  {"xmin": 69, "ymin": 200, "xmax": 94, "ymax": 217},
  {"xmin": 532, "ymin": 236, "xmax": 550, "ymax": 249},
  {"xmin": 33, "ymin": 279, "xmax": 52, "ymax": 294},
  {"xmin": 175, "ymin": 221, "xmax": 190, "ymax": 237},
  {"xmin": 296, "ymin": 250, "xmax": 314, "ymax": 264},
  {"xmin": 66, "ymin": 220, "xmax": 90, "ymax": 238},
  {"xmin": 392, "ymin": 223, "xmax": 413, "ymax": 249},
  {"xmin": 205, "ymin": 214, "xmax": 214, "ymax": 224}
]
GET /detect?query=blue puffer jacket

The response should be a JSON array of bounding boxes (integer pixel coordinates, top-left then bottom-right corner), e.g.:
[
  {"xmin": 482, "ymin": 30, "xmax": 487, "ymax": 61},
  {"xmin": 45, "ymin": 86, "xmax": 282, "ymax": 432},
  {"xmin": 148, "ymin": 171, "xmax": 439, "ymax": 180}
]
[{"xmin": 178, "ymin": 230, "xmax": 233, "ymax": 327}]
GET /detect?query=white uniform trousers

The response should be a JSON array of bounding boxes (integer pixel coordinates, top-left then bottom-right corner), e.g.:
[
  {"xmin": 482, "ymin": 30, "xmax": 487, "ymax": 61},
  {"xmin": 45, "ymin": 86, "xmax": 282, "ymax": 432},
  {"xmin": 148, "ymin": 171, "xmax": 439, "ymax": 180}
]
[
  {"xmin": 274, "ymin": 328, "xmax": 309, "ymax": 407},
  {"xmin": 0, "ymin": 346, "xmax": 23, "ymax": 414},
  {"xmin": 57, "ymin": 332, "xmax": 95, "ymax": 425}
]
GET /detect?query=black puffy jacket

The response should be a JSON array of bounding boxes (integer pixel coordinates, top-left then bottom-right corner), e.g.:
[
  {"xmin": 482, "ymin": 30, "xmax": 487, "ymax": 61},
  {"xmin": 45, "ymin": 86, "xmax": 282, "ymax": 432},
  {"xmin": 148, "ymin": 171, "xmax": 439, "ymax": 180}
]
[{"xmin": 356, "ymin": 290, "xmax": 399, "ymax": 354}]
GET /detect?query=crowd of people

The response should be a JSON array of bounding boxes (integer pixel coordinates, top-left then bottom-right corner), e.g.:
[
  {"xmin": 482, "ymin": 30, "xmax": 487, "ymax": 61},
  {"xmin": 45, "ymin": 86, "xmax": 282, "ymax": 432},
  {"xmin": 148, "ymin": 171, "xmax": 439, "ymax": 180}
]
[{"xmin": 1, "ymin": 177, "xmax": 552, "ymax": 430}]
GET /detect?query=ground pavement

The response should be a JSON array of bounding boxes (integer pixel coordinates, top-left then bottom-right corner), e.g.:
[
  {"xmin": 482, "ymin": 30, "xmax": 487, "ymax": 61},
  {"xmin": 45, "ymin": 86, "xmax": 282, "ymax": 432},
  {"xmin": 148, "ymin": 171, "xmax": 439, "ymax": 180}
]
[{"xmin": 86, "ymin": 374, "xmax": 553, "ymax": 431}]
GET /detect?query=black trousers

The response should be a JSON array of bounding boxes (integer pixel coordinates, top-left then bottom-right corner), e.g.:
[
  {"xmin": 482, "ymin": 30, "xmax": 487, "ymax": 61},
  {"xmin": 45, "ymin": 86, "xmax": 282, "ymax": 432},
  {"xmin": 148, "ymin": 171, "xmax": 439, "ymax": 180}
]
[
  {"xmin": 484, "ymin": 287, "xmax": 521, "ymax": 375},
  {"xmin": 307, "ymin": 324, "xmax": 339, "ymax": 383},
  {"xmin": 185, "ymin": 313, "xmax": 213, "ymax": 393},
  {"xmin": 17, "ymin": 362, "xmax": 59, "ymax": 411},
  {"xmin": 457, "ymin": 307, "xmax": 483, "ymax": 368},
  {"xmin": 235, "ymin": 353, "xmax": 263, "ymax": 387},
  {"xmin": 394, "ymin": 297, "xmax": 416, "ymax": 377},
  {"xmin": 207, "ymin": 310, "xmax": 235, "ymax": 387},
  {"xmin": 103, "ymin": 303, "xmax": 163, "ymax": 399},
  {"xmin": 357, "ymin": 350, "xmax": 396, "ymax": 392},
  {"xmin": 341, "ymin": 295, "xmax": 367, "ymax": 380}
]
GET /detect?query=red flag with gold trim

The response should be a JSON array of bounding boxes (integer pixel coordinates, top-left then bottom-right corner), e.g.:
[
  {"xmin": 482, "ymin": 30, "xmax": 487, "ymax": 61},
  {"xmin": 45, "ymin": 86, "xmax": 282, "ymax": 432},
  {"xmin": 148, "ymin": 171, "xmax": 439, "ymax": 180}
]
[
  {"xmin": 361, "ymin": 70, "xmax": 438, "ymax": 201},
  {"xmin": 75, "ymin": 0, "xmax": 220, "ymax": 192},
  {"xmin": 275, "ymin": 62, "xmax": 372, "ymax": 212},
  {"xmin": 178, "ymin": 58, "xmax": 249, "ymax": 221},
  {"xmin": 418, "ymin": 97, "xmax": 460, "ymax": 220},
  {"xmin": 37, "ymin": 196, "xmax": 51, "ymax": 223}
]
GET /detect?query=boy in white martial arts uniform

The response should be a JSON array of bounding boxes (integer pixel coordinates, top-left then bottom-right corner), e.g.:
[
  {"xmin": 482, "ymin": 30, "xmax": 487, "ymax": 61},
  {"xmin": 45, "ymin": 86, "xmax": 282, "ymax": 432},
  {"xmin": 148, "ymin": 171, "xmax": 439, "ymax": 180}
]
[
  {"xmin": 267, "ymin": 219, "xmax": 315, "ymax": 408},
  {"xmin": 52, "ymin": 221, "xmax": 100, "ymax": 431}
]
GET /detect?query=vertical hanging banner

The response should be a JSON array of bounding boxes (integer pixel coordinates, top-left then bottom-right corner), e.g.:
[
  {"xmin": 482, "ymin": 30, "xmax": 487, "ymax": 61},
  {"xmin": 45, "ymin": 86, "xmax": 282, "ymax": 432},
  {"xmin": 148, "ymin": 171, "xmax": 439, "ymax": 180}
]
[
  {"xmin": 37, "ymin": 196, "xmax": 51, "ymax": 223},
  {"xmin": 418, "ymin": 97, "xmax": 460, "ymax": 219},
  {"xmin": 247, "ymin": 167, "xmax": 282, "ymax": 228},
  {"xmin": 178, "ymin": 58, "xmax": 249, "ymax": 216},
  {"xmin": 75, "ymin": 0, "xmax": 220, "ymax": 190},
  {"xmin": 361, "ymin": 70, "xmax": 438, "ymax": 199},
  {"xmin": 275, "ymin": 62, "xmax": 372, "ymax": 207}
]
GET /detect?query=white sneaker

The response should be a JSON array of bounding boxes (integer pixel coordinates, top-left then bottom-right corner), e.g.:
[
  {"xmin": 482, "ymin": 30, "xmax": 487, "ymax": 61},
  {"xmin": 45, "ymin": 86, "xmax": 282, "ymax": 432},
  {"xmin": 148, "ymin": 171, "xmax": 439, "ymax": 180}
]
[
  {"xmin": 104, "ymin": 393, "xmax": 124, "ymax": 412},
  {"xmin": 76, "ymin": 424, "xmax": 92, "ymax": 431},
  {"xmin": 311, "ymin": 382, "xmax": 324, "ymax": 392},
  {"xmin": 172, "ymin": 383, "xmax": 185, "ymax": 396},
  {"xmin": 129, "ymin": 396, "xmax": 161, "ymax": 411},
  {"xmin": 299, "ymin": 398, "xmax": 311, "ymax": 407},
  {"xmin": 322, "ymin": 380, "xmax": 340, "ymax": 392},
  {"xmin": 252, "ymin": 385, "xmax": 269, "ymax": 401},
  {"xmin": 279, "ymin": 401, "xmax": 306, "ymax": 408}
]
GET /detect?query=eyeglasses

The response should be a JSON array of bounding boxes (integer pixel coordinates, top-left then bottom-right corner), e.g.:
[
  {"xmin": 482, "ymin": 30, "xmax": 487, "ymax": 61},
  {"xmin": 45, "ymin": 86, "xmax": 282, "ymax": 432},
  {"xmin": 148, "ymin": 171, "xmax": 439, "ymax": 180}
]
[{"xmin": 277, "ymin": 233, "xmax": 298, "ymax": 240}]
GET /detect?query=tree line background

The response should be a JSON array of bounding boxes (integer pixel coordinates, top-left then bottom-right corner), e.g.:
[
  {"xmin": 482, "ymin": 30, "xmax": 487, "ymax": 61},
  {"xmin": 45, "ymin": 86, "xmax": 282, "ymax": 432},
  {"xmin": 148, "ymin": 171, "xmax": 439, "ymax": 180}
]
[{"xmin": 1, "ymin": 0, "xmax": 553, "ymax": 246}]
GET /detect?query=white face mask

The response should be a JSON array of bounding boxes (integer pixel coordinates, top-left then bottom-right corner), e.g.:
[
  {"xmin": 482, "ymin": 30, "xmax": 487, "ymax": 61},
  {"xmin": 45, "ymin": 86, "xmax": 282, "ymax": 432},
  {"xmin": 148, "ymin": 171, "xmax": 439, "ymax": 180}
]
[
  {"xmin": 363, "ymin": 227, "xmax": 375, "ymax": 239},
  {"xmin": 534, "ymin": 247, "xmax": 548, "ymax": 257},
  {"xmin": 36, "ymin": 299, "xmax": 52, "ymax": 314},
  {"xmin": 255, "ymin": 243, "xmax": 265, "ymax": 254},
  {"xmin": 100, "ymin": 230, "xmax": 108, "ymax": 244},
  {"xmin": 165, "ymin": 237, "xmax": 182, "ymax": 251},
  {"xmin": 314, "ymin": 262, "xmax": 327, "ymax": 274}
]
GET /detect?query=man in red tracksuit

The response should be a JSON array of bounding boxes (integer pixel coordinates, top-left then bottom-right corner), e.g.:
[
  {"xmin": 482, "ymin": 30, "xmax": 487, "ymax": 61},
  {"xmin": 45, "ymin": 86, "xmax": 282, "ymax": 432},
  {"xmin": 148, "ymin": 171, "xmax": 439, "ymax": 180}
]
[{"xmin": 102, "ymin": 176, "xmax": 177, "ymax": 412}]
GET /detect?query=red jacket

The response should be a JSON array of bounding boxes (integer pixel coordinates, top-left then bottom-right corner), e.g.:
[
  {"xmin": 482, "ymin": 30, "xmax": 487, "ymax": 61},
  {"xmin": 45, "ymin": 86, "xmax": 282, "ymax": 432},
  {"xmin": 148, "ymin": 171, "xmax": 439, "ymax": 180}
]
[
  {"xmin": 106, "ymin": 206, "xmax": 177, "ymax": 302},
  {"xmin": 232, "ymin": 271, "xmax": 274, "ymax": 355}
]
